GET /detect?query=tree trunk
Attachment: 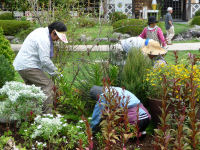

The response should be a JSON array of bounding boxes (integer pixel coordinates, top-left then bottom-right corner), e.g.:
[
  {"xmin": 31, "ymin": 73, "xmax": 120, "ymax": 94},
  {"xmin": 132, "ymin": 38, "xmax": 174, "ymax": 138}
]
[
  {"xmin": 103, "ymin": 0, "xmax": 108, "ymax": 18},
  {"xmin": 188, "ymin": 0, "xmax": 191, "ymax": 20},
  {"xmin": 132, "ymin": 0, "xmax": 135, "ymax": 18}
]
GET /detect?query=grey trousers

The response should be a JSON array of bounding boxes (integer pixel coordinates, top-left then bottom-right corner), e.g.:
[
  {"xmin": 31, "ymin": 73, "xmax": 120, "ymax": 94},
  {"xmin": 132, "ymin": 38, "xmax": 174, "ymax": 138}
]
[{"xmin": 18, "ymin": 68, "xmax": 54, "ymax": 114}]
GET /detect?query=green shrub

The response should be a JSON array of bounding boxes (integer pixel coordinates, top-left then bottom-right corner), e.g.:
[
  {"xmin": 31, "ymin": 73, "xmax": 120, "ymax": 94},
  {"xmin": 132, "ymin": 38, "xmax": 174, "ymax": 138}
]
[
  {"xmin": 0, "ymin": 27, "xmax": 15, "ymax": 63},
  {"xmin": 77, "ymin": 17, "xmax": 96, "ymax": 28},
  {"xmin": 109, "ymin": 12, "xmax": 128, "ymax": 24},
  {"xmin": 191, "ymin": 16, "xmax": 200, "ymax": 26},
  {"xmin": 195, "ymin": 10, "xmax": 200, "ymax": 17},
  {"xmin": 121, "ymin": 48, "xmax": 152, "ymax": 101},
  {"xmin": 0, "ymin": 13, "xmax": 14, "ymax": 20},
  {"xmin": 0, "ymin": 20, "xmax": 31, "ymax": 35},
  {"xmin": 113, "ymin": 19, "xmax": 147, "ymax": 36},
  {"xmin": 0, "ymin": 55, "xmax": 15, "ymax": 88}
]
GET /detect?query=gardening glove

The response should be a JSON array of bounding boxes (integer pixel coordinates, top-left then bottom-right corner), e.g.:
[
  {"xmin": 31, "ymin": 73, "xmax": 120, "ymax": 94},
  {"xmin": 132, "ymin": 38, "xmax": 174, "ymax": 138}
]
[{"xmin": 57, "ymin": 73, "xmax": 64, "ymax": 80}]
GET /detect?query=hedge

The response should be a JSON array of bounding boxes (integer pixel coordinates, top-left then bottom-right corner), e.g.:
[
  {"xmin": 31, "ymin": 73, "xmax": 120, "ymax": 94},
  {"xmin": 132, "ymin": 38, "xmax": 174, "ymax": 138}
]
[
  {"xmin": 112, "ymin": 19, "xmax": 147, "ymax": 36},
  {"xmin": 77, "ymin": 17, "xmax": 97, "ymax": 28},
  {"xmin": 109, "ymin": 12, "xmax": 128, "ymax": 24},
  {"xmin": 0, "ymin": 55, "xmax": 15, "ymax": 88},
  {"xmin": 0, "ymin": 27, "xmax": 15, "ymax": 63},
  {"xmin": 0, "ymin": 20, "xmax": 31, "ymax": 36},
  {"xmin": 191, "ymin": 16, "xmax": 200, "ymax": 26},
  {"xmin": 0, "ymin": 13, "xmax": 14, "ymax": 20}
]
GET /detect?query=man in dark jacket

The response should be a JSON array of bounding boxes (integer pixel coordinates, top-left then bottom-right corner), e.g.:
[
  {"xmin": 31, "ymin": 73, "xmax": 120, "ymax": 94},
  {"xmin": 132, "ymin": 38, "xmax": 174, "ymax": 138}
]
[{"xmin": 165, "ymin": 7, "xmax": 174, "ymax": 45}]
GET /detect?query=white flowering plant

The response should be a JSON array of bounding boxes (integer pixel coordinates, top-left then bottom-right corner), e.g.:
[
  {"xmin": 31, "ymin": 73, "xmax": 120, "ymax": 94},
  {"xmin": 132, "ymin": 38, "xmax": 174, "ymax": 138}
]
[
  {"xmin": 0, "ymin": 81, "xmax": 46, "ymax": 123},
  {"xmin": 19, "ymin": 114, "xmax": 91, "ymax": 149}
]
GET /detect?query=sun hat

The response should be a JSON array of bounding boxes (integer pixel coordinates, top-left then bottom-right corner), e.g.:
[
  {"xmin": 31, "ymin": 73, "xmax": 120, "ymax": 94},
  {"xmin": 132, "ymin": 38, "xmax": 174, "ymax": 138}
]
[
  {"xmin": 167, "ymin": 7, "xmax": 173, "ymax": 11},
  {"xmin": 90, "ymin": 86, "xmax": 103, "ymax": 100},
  {"xmin": 148, "ymin": 16, "xmax": 158, "ymax": 25},
  {"xmin": 141, "ymin": 40, "xmax": 167, "ymax": 55},
  {"xmin": 55, "ymin": 30, "xmax": 68, "ymax": 43}
]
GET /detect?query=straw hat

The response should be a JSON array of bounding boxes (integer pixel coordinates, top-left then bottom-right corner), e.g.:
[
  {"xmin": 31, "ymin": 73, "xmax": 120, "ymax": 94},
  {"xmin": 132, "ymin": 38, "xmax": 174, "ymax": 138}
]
[{"xmin": 141, "ymin": 40, "xmax": 167, "ymax": 55}]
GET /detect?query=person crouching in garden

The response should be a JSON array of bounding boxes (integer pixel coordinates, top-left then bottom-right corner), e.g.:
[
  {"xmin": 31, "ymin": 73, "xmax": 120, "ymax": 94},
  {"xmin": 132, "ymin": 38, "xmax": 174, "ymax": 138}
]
[
  {"xmin": 141, "ymin": 41, "xmax": 168, "ymax": 68},
  {"xmin": 140, "ymin": 16, "xmax": 167, "ymax": 49},
  {"xmin": 13, "ymin": 21, "xmax": 68, "ymax": 113},
  {"xmin": 90, "ymin": 86, "xmax": 151, "ymax": 134}
]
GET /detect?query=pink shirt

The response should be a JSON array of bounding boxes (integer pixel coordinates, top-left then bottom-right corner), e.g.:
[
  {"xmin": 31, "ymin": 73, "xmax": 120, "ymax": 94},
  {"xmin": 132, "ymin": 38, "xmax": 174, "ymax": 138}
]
[{"xmin": 139, "ymin": 27, "xmax": 166, "ymax": 47}]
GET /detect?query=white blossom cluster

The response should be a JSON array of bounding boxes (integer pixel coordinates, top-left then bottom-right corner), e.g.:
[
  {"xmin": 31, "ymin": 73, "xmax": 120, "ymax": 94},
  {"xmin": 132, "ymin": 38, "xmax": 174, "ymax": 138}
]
[
  {"xmin": 31, "ymin": 114, "xmax": 67, "ymax": 139},
  {"xmin": 0, "ymin": 81, "xmax": 46, "ymax": 102}
]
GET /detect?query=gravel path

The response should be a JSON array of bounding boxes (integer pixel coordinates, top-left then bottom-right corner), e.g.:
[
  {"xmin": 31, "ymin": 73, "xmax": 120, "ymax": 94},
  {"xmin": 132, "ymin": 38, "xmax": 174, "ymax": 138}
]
[{"xmin": 11, "ymin": 43, "xmax": 200, "ymax": 52}]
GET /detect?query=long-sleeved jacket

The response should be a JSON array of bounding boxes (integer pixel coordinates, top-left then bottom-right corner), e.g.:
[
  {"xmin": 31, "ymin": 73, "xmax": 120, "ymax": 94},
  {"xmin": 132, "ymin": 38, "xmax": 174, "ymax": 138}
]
[
  {"xmin": 90, "ymin": 87, "xmax": 149, "ymax": 130},
  {"xmin": 13, "ymin": 27, "xmax": 57, "ymax": 76}
]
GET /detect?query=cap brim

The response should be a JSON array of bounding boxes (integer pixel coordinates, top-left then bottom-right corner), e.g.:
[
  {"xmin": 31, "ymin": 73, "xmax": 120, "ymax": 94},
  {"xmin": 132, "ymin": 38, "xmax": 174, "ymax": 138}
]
[
  {"xmin": 55, "ymin": 30, "xmax": 68, "ymax": 43},
  {"xmin": 141, "ymin": 47, "xmax": 167, "ymax": 55}
]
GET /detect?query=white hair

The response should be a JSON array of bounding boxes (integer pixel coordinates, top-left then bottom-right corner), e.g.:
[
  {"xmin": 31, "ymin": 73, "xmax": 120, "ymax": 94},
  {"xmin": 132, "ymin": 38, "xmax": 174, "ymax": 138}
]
[{"xmin": 167, "ymin": 7, "xmax": 173, "ymax": 11}]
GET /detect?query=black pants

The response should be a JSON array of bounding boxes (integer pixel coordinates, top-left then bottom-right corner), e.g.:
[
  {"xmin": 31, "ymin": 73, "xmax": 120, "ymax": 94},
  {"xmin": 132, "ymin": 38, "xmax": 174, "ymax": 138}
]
[{"xmin": 139, "ymin": 118, "xmax": 150, "ymax": 132}]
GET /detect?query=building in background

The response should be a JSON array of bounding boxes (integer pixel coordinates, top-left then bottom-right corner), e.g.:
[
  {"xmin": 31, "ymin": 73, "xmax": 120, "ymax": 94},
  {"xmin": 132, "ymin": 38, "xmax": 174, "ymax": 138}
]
[
  {"xmin": 0, "ymin": 0, "xmax": 200, "ymax": 21},
  {"xmin": 105, "ymin": 0, "xmax": 200, "ymax": 21}
]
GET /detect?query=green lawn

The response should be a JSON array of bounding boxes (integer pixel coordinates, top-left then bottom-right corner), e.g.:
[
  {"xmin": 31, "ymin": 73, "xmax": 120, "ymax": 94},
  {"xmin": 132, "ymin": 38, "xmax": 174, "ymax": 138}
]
[
  {"xmin": 159, "ymin": 22, "xmax": 191, "ymax": 35},
  {"xmin": 165, "ymin": 50, "xmax": 200, "ymax": 64},
  {"xmin": 68, "ymin": 22, "xmax": 192, "ymax": 45}
]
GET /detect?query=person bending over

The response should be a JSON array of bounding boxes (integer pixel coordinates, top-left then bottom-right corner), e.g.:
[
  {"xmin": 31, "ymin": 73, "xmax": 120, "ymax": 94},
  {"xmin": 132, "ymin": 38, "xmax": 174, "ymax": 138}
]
[
  {"xmin": 90, "ymin": 86, "xmax": 151, "ymax": 133},
  {"xmin": 13, "ymin": 21, "xmax": 68, "ymax": 113}
]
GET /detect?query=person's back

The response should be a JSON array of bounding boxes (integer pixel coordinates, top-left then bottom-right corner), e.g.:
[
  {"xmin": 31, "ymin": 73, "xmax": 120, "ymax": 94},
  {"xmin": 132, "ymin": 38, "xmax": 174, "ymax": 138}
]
[
  {"xmin": 13, "ymin": 27, "xmax": 51, "ymax": 72},
  {"xmin": 139, "ymin": 16, "xmax": 166, "ymax": 48},
  {"xmin": 120, "ymin": 37, "xmax": 145, "ymax": 53},
  {"xmin": 90, "ymin": 86, "xmax": 151, "ymax": 132}
]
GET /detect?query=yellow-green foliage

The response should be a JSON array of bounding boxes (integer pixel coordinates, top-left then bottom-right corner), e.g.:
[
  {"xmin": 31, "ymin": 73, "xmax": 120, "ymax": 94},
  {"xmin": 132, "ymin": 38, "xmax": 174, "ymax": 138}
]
[
  {"xmin": 146, "ymin": 64, "xmax": 200, "ymax": 99},
  {"xmin": 0, "ymin": 12, "xmax": 14, "ymax": 20}
]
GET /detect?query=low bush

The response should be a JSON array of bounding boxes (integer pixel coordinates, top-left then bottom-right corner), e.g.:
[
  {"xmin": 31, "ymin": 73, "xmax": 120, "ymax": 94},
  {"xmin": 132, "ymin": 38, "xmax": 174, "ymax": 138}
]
[
  {"xmin": 77, "ymin": 17, "xmax": 96, "ymax": 28},
  {"xmin": 0, "ymin": 20, "xmax": 31, "ymax": 35},
  {"xmin": 18, "ymin": 114, "xmax": 89, "ymax": 149},
  {"xmin": 113, "ymin": 19, "xmax": 147, "ymax": 36},
  {"xmin": 0, "ymin": 81, "xmax": 46, "ymax": 123},
  {"xmin": 0, "ymin": 12, "xmax": 14, "ymax": 20},
  {"xmin": 195, "ymin": 10, "xmax": 200, "ymax": 17},
  {"xmin": 0, "ymin": 55, "xmax": 15, "ymax": 88},
  {"xmin": 109, "ymin": 12, "xmax": 128, "ymax": 24},
  {"xmin": 122, "ymin": 48, "xmax": 152, "ymax": 101},
  {"xmin": 191, "ymin": 16, "xmax": 200, "ymax": 26},
  {"xmin": 0, "ymin": 27, "xmax": 15, "ymax": 63}
]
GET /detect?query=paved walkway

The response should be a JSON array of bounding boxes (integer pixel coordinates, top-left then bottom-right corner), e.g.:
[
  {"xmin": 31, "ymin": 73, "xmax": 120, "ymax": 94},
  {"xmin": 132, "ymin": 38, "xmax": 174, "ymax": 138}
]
[{"xmin": 11, "ymin": 43, "xmax": 200, "ymax": 52}]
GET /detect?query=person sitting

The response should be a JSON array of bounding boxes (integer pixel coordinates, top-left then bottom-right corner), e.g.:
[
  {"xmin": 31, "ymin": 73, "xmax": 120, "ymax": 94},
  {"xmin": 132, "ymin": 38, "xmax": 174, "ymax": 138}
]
[
  {"xmin": 140, "ymin": 16, "xmax": 167, "ymax": 48},
  {"xmin": 141, "ymin": 41, "xmax": 168, "ymax": 68},
  {"xmin": 90, "ymin": 86, "xmax": 151, "ymax": 133}
]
